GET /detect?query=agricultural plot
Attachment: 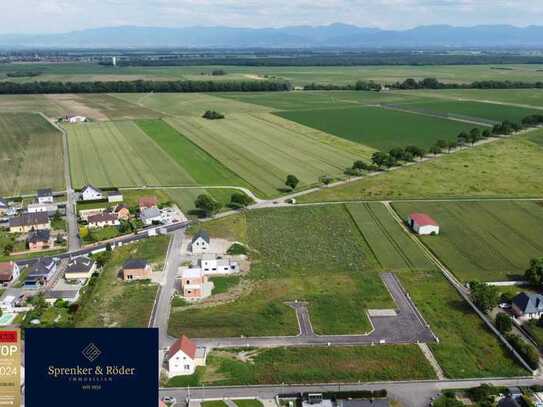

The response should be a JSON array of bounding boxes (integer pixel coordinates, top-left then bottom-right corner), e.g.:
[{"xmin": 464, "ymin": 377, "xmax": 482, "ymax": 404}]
[
  {"xmin": 169, "ymin": 205, "xmax": 394, "ymax": 338},
  {"xmin": 68, "ymin": 94, "xmax": 160, "ymax": 120},
  {"xmin": 0, "ymin": 95, "xmax": 65, "ymax": 117},
  {"xmin": 0, "ymin": 113, "xmax": 64, "ymax": 196},
  {"xmin": 346, "ymin": 203, "xmax": 435, "ymax": 272},
  {"xmin": 113, "ymin": 92, "xmax": 273, "ymax": 116},
  {"xmin": 393, "ymin": 99, "xmax": 541, "ymax": 123},
  {"xmin": 67, "ymin": 120, "xmax": 196, "ymax": 188},
  {"xmin": 299, "ymin": 131, "xmax": 543, "ymax": 203},
  {"xmin": 166, "ymin": 113, "xmax": 368, "ymax": 197},
  {"xmin": 393, "ymin": 201, "xmax": 543, "ymax": 282},
  {"xmin": 278, "ymin": 106, "xmax": 480, "ymax": 151},
  {"xmin": 399, "ymin": 270, "xmax": 527, "ymax": 378}
]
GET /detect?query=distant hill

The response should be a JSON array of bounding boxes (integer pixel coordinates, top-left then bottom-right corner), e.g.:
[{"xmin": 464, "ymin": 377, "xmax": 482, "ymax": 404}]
[{"xmin": 2, "ymin": 24, "xmax": 543, "ymax": 48}]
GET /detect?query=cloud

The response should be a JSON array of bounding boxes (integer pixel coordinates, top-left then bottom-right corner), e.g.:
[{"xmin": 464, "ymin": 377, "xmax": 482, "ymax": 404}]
[{"xmin": 1, "ymin": 0, "xmax": 543, "ymax": 33}]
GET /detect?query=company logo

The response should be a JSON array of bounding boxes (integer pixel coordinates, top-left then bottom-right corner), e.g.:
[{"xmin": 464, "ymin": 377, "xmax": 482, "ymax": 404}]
[{"xmin": 81, "ymin": 343, "xmax": 101, "ymax": 362}]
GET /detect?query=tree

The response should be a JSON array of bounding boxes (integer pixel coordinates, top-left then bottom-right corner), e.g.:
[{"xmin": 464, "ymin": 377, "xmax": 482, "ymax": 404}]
[
  {"xmin": 230, "ymin": 192, "xmax": 252, "ymax": 208},
  {"xmin": 429, "ymin": 145, "xmax": 442, "ymax": 155},
  {"xmin": 3, "ymin": 243, "xmax": 13, "ymax": 257},
  {"xmin": 285, "ymin": 175, "xmax": 300, "ymax": 190},
  {"xmin": 470, "ymin": 128, "xmax": 481, "ymax": 143},
  {"xmin": 526, "ymin": 257, "xmax": 543, "ymax": 287},
  {"xmin": 352, "ymin": 160, "xmax": 368, "ymax": 170},
  {"xmin": 389, "ymin": 147, "xmax": 405, "ymax": 161},
  {"xmin": 195, "ymin": 194, "xmax": 222, "ymax": 216},
  {"xmin": 495, "ymin": 312, "xmax": 513, "ymax": 334},
  {"xmin": 447, "ymin": 140, "xmax": 458, "ymax": 153},
  {"xmin": 436, "ymin": 139, "xmax": 448, "ymax": 150},
  {"xmin": 319, "ymin": 175, "xmax": 334, "ymax": 185},
  {"xmin": 470, "ymin": 281, "xmax": 499, "ymax": 313},
  {"xmin": 371, "ymin": 151, "xmax": 389, "ymax": 167},
  {"xmin": 405, "ymin": 145, "xmax": 426, "ymax": 159}
]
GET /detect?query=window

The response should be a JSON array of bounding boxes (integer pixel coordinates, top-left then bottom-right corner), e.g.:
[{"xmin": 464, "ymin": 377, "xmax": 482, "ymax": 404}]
[{"xmin": 184, "ymin": 365, "xmax": 190, "ymax": 370}]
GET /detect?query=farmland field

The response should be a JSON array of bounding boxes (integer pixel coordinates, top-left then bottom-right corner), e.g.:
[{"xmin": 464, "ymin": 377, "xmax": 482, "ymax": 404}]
[
  {"xmin": 0, "ymin": 95, "xmax": 66, "ymax": 117},
  {"xmin": 278, "ymin": 106, "xmax": 480, "ymax": 151},
  {"xmin": 299, "ymin": 130, "xmax": 543, "ymax": 202},
  {"xmin": 399, "ymin": 270, "xmax": 527, "ymax": 378},
  {"xmin": 169, "ymin": 205, "xmax": 393, "ymax": 337},
  {"xmin": 0, "ymin": 113, "xmax": 64, "ymax": 196},
  {"xmin": 67, "ymin": 120, "xmax": 197, "ymax": 188},
  {"xmin": 166, "ymin": 113, "xmax": 371, "ymax": 197},
  {"xmin": 393, "ymin": 200, "xmax": 543, "ymax": 282}
]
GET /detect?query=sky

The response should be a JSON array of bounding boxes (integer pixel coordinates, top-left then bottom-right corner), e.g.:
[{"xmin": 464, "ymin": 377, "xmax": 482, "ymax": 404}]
[{"xmin": 1, "ymin": 0, "xmax": 543, "ymax": 34}]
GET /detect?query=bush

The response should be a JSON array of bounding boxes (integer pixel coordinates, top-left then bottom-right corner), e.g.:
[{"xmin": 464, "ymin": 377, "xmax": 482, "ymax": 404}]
[
  {"xmin": 227, "ymin": 243, "xmax": 248, "ymax": 255},
  {"xmin": 496, "ymin": 312, "xmax": 513, "ymax": 334},
  {"xmin": 506, "ymin": 333, "xmax": 539, "ymax": 369},
  {"xmin": 202, "ymin": 110, "xmax": 225, "ymax": 120},
  {"xmin": 230, "ymin": 192, "xmax": 253, "ymax": 208}
]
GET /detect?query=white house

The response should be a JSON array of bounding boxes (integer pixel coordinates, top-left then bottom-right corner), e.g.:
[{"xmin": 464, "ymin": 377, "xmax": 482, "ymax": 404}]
[
  {"xmin": 87, "ymin": 213, "xmax": 120, "ymax": 229},
  {"xmin": 80, "ymin": 185, "xmax": 104, "ymax": 201},
  {"xmin": 37, "ymin": 189, "xmax": 54, "ymax": 204},
  {"xmin": 0, "ymin": 296, "xmax": 17, "ymax": 313},
  {"xmin": 140, "ymin": 207, "xmax": 162, "ymax": 226},
  {"xmin": 201, "ymin": 254, "xmax": 239, "ymax": 275},
  {"xmin": 108, "ymin": 190, "xmax": 123, "ymax": 203},
  {"xmin": 0, "ymin": 198, "xmax": 8, "ymax": 215},
  {"xmin": 27, "ymin": 202, "xmax": 58, "ymax": 215},
  {"xmin": 191, "ymin": 230, "xmax": 210, "ymax": 254},
  {"xmin": 512, "ymin": 292, "xmax": 543, "ymax": 321},
  {"xmin": 407, "ymin": 213, "xmax": 440, "ymax": 235},
  {"xmin": 166, "ymin": 335, "xmax": 206, "ymax": 378},
  {"xmin": 67, "ymin": 115, "xmax": 87, "ymax": 123}
]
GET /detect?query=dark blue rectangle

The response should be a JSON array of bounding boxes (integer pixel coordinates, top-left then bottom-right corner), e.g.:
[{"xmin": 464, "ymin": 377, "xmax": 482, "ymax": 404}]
[{"xmin": 25, "ymin": 328, "xmax": 158, "ymax": 407}]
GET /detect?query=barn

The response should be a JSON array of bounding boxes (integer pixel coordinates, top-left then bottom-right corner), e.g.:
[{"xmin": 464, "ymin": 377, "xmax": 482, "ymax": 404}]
[{"xmin": 408, "ymin": 213, "xmax": 440, "ymax": 235}]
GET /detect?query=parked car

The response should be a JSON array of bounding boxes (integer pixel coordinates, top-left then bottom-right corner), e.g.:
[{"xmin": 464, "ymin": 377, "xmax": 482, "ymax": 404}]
[{"xmin": 499, "ymin": 302, "xmax": 512, "ymax": 309}]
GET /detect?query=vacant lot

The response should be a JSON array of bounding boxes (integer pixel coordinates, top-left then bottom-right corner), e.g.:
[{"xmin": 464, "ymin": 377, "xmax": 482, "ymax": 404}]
[
  {"xmin": 67, "ymin": 120, "xmax": 196, "ymax": 188},
  {"xmin": 399, "ymin": 270, "xmax": 527, "ymax": 378},
  {"xmin": 299, "ymin": 131, "xmax": 543, "ymax": 202},
  {"xmin": 169, "ymin": 205, "xmax": 393, "ymax": 337},
  {"xmin": 0, "ymin": 113, "xmax": 64, "ymax": 196},
  {"xmin": 393, "ymin": 201, "xmax": 543, "ymax": 282},
  {"xmin": 74, "ymin": 236, "xmax": 169, "ymax": 327},
  {"xmin": 167, "ymin": 113, "xmax": 368, "ymax": 197},
  {"xmin": 278, "ymin": 106, "xmax": 479, "ymax": 151},
  {"xmin": 347, "ymin": 203, "xmax": 435, "ymax": 272}
]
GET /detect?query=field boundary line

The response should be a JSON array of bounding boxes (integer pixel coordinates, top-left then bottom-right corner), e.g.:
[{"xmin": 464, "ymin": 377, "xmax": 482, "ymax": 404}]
[
  {"xmin": 379, "ymin": 104, "xmax": 494, "ymax": 127},
  {"xmin": 418, "ymin": 342, "xmax": 446, "ymax": 381}
]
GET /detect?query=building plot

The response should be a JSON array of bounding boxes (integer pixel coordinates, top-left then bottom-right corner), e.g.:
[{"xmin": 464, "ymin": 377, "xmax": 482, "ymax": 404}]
[
  {"xmin": 278, "ymin": 106, "xmax": 481, "ymax": 151},
  {"xmin": 0, "ymin": 113, "xmax": 64, "ymax": 196},
  {"xmin": 166, "ymin": 113, "xmax": 366, "ymax": 197},
  {"xmin": 67, "ymin": 120, "xmax": 197, "ymax": 188},
  {"xmin": 393, "ymin": 200, "xmax": 543, "ymax": 282}
]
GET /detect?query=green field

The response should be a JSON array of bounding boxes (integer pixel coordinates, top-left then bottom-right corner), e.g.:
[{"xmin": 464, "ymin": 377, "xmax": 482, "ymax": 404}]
[
  {"xmin": 393, "ymin": 201, "xmax": 543, "ymax": 282},
  {"xmin": 169, "ymin": 205, "xmax": 394, "ymax": 337},
  {"xmin": 74, "ymin": 236, "xmax": 169, "ymax": 327},
  {"xmin": 278, "ymin": 106, "xmax": 480, "ymax": 151},
  {"xmin": 299, "ymin": 130, "xmax": 543, "ymax": 202},
  {"xmin": 399, "ymin": 270, "xmax": 527, "ymax": 378},
  {"xmin": 67, "ymin": 120, "xmax": 197, "ymax": 188},
  {"xmin": 346, "ymin": 203, "xmax": 435, "ymax": 272},
  {"xmin": 0, "ymin": 113, "xmax": 64, "ymax": 196},
  {"xmin": 166, "ymin": 113, "xmax": 371, "ymax": 197}
]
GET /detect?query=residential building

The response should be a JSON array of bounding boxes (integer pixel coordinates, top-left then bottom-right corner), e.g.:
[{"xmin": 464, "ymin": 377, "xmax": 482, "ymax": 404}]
[
  {"xmin": 407, "ymin": 213, "xmax": 440, "ymax": 235},
  {"xmin": 140, "ymin": 207, "xmax": 162, "ymax": 226},
  {"xmin": 27, "ymin": 229, "xmax": 51, "ymax": 251},
  {"xmin": 80, "ymin": 185, "xmax": 104, "ymax": 201},
  {"xmin": 0, "ymin": 198, "xmax": 8, "ymax": 215},
  {"xmin": 27, "ymin": 202, "xmax": 58, "ymax": 215},
  {"xmin": 512, "ymin": 292, "xmax": 543, "ymax": 320},
  {"xmin": 179, "ymin": 267, "xmax": 213, "ymax": 300},
  {"xmin": 139, "ymin": 196, "xmax": 158, "ymax": 210},
  {"xmin": 9, "ymin": 212, "xmax": 50, "ymax": 233},
  {"xmin": 87, "ymin": 213, "xmax": 119, "ymax": 229},
  {"xmin": 0, "ymin": 296, "xmax": 17, "ymax": 313},
  {"xmin": 37, "ymin": 189, "xmax": 54, "ymax": 204},
  {"xmin": 166, "ymin": 335, "xmax": 207, "ymax": 378},
  {"xmin": 191, "ymin": 230, "xmax": 210, "ymax": 254},
  {"xmin": 44, "ymin": 290, "xmax": 80, "ymax": 304},
  {"xmin": 114, "ymin": 204, "xmax": 131, "ymax": 221},
  {"xmin": 27, "ymin": 257, "xmax": 56, "ymax": 285},
  {"xmin": 64, "ymin": 256, "xmax": 96, "ymax": 281},
  {"xmin": 201, "ymin": 254, "xmax": 239, "ymax": 275},
  {"xmin": 78, "ymin": 207, "xmax": 106, "ymax": 222},
  {"xmin": 122, "ymin": 259, "xmax": 152, "ymax": 281},
  {"xmin": 67, "ymin": 115, "xmax": 87, "ymax": 123},
  {"xmin": 108, "ymin": 190, "xmax": 123, "ymax": 203},
  {"xmin": 0, "ymin": 262, "xmax": 20, "ymax": 285},
  {"xmin": 339, "ymin": 400, "xmax": 389, "ymax": 407}
]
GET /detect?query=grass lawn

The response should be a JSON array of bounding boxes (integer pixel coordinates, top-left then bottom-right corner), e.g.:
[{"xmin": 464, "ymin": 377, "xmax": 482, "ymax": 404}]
[
  {"xmin": 169, "ymin": 205, "xmax": 393, "ymax": 338},
  {"xmin": 210, "ymin": 276, "xmax": 240, "ymax": 295},
  {"xmin": 202, "ymin": 402, "xmax": 228, "ymax": 407},
  {"xmin": 74, "ymin": 236, "xmax": 169, "ymax": 327},
  {"xmin": 166, "ymin": 113, "xmax": 369, "ymax": 197},
  {"xmin": 524, "ymin": 320, "xmax": 543, "ymax": 349},
  {"xmin": 234, "ymin": 400, "xmax": 263, "ymax": 407},
  {"xmin": 299, "ymin": 131, "xmax": 543, "ymax": 202},
  {"xmin": 0, "ymin": 113, "xmax": 64, "ymax": 196},
  {"xmin": 166, "ymin": 345, "xmax": 435, "ymax": 386},
  {"xmin": 393, "ymin": 201, "xmax": 543, "ymax": 282},
  {"xmin": 398, "ymin": 270, "xmax": 528, "ymax": 378},
  {"xmin": 67, "ymin": 120, "xmax": 196, "ymax": 189},
  {"xmin": 278, "ymin": 106, "xmax": 481, "ymax": 151}
]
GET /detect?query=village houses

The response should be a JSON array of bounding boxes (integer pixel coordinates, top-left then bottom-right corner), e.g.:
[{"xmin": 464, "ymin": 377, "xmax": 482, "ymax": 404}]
[
  {"xmin": 87, "ymin": 212, "xmax": 120, "ymax": 229},
  {"xmin": 0, "ymin": 262, "xmax": 20, "ymax": 286},
  {"xmin": 80, "ymin": 185, "xmax": 104, "ymax": 201},
  {"xmin": 191, "ymin": 230, "xmax": 210, "ymax": 254},
  {"xmin": 64, "ymin": 256, "xmax": 96, "ymax": 281},
  {"xmin": 108, "ymin": 190, "xmax": 123, "ymax": 203},
  {"xmin": 0, "ymin": 198, "xmax": 8, "ymax": 215},
  {"xmin": 179, "ymin": 267, "xmax": 214, "ymax": 300},
  {"xmin": 139, "ymin": 196, "xmax": 158, "ymax": 211},
  {"xmin": 37, "ymin": 189, "xmax": 54, "ymax": 204},
  {"xmin": 122, "ymin": 259, "xmax": 152, "ymax": 281},
  {"xmin": 512, "ymin": 292, "xmax": 543, "ymax": 320},
  {"xmin": 114, "ymin": 204, "xmax": 131, "ymax": 221},
  {"xmin": 27, "ymin": 202, "xmax": 58, "ymax": 215},
  {"xmin": 24, "ymin": 257, "xmax": 56, "ymax": 288},
  {"xmin": 165, "ymin": 335, "xmax": 207, "ymax": 378},
  {"xmin": 9, "ymin": 212, "xmax": 50, "ymax": 233},
  {"xmin": 27, "ymin": 229, "xmax": 51, "ymax": 251},
  {"xmin": 140, "ymin": 207, "xmax": 162, "ymax": 226},
  {"xmin": 201, "ymin": 254, "xmax": 240, "ymax": 275}
]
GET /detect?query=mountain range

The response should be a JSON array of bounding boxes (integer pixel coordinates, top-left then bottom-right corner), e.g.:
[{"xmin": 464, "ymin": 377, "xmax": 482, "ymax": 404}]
[{"xmin": 2, "ymin": 24, "xmax": 543, "ymax": 48}]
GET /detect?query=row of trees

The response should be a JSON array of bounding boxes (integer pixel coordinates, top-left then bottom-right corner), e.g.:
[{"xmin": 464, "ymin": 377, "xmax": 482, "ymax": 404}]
[{"xmin": 0, "ymin": 79, "xmax": 292, "ymax": 94}]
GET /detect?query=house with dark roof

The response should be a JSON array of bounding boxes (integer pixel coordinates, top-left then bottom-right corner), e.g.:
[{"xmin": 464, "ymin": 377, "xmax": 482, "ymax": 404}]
[
  {"xmin": 44, "ymin": 290, "xmax": 80, "ymax": 304},
  {"xmin": 191, "ymin": 230, "xmax": 210, "ymax": 254},
  {"xmin": 0, "ymin": 262, "xmax": 20, "ymax": 285},
  {"xmin": 64, "ymin": 256, "xmax": 96, "ymax": 281},
  {"xmin": 140, "ymin": 207, "xmax": 162, "ymax": 226},
  {"xmin": 80, "ymin": 185, "xmax": 104, "ymax": 201},
  {"xmin": 25, "ymin": 257, "xmax": 57, "ymax": 287},
  {"xmin": 37, "ymin": 188, "xmax": 54, "ymax": 204},
  {"xmin": 407, "ymin": 213, "xmax": 440, "ymax": 235},
  {"xmin": 339, "ymin": 400, "xmax": 389, "ymax": 407},
  {"xmin": 9, "ymin": 212, "xmax": 50, "ymax": 233},
  {"xmin": 512, "ymin": 292, "xmax": 543, "ymax": 320},
  {"xmin": 108, "ymin": 190, "xmax": 124, "ymax": 203},
  {"xmin": 122, "ymin": 259, "xmax": 152, "ymax": 281},
  {"xmin": 88, "ymin": 212, "xmax": 119, "ymax": 229},
  {"xmin": 27, "ymin": 229, "xmax": 51, "ymax": 251},
  {"xmin": 166, "ymin": 335, "xmax": 206, "ymax": 377}
]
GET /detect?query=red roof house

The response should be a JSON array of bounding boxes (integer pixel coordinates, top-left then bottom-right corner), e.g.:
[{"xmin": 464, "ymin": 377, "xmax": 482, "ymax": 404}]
[
  {"xmin": 167, "ymin": 335, "xmax": 196, "ymax": 360},
  {"xmin": 139, "ymin": 196, "xmax": 158, "ymax": 209}
]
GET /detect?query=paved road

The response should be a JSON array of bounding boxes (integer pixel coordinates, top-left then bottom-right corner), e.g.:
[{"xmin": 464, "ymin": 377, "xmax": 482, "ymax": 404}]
[
  {"xmin": 286, "ymin": 302, "xmax": 315, "ymax": 337},
  {"xmin": 187, "ymin": 273, "xmax": 436, "ymax": 349},
  {"xmin": 160, "ymin": 377, "xmax": 541, "ymax": 407}
]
